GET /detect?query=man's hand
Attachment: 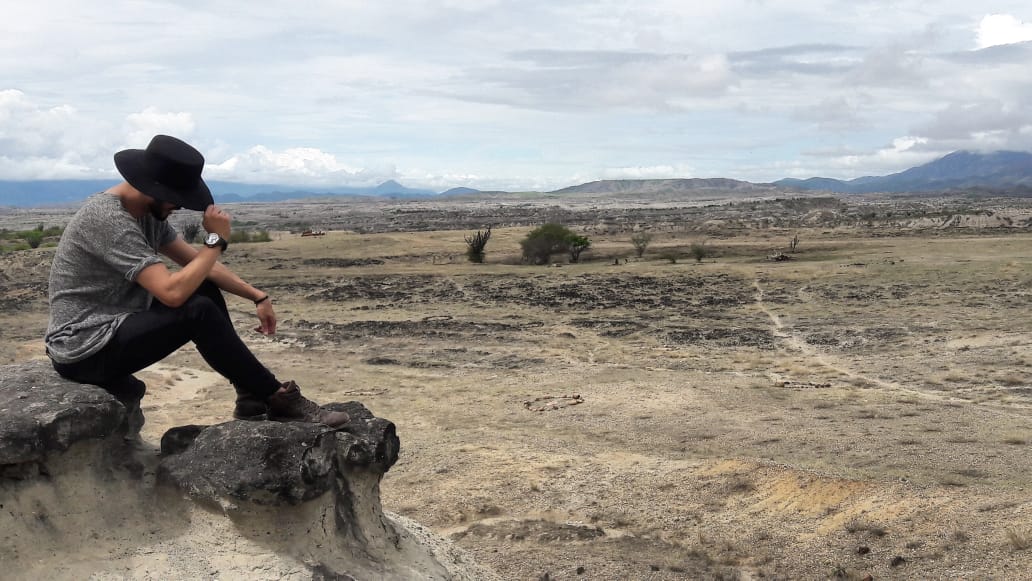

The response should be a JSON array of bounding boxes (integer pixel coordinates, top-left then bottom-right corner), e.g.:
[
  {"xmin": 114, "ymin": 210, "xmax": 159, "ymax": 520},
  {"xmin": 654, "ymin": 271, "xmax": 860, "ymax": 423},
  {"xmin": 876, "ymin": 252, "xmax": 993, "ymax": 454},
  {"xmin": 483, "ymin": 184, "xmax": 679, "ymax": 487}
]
[
  {"xmin": 255, "ymin": 298, "xmax": 277, "ymax": 335},
  {"xmin": 203, "ymin": 205, "xmax": 231, "ymax": 238}
]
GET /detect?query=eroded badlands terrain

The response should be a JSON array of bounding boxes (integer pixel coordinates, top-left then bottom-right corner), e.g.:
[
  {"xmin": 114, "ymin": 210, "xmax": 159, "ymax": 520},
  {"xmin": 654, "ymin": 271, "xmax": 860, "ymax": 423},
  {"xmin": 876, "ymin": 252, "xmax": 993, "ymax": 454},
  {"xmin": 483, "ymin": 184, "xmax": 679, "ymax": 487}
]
[{"xmin": 2, "ymin": 193, "xmax": 1030, "ymax": 579}]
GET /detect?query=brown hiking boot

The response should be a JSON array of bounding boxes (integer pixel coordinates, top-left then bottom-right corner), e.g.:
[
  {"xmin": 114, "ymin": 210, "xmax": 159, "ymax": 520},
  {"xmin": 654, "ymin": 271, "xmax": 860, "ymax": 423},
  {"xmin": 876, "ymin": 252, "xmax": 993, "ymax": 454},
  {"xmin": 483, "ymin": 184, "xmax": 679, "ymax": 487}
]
[
  {"xmin": 233, "ymin": 390, "xmax": 268, "ymax": 421},
  {"xmin": 266, "ymin": 380, "xmax": 349, "ymax": 428}
]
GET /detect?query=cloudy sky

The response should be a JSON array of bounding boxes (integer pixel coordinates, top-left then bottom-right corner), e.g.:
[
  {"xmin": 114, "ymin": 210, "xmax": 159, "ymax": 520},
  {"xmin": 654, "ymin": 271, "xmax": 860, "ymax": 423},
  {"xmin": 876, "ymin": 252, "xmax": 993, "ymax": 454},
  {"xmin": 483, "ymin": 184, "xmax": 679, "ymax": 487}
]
[{"xmin": 2, "ymin": 1, "xmax": 1032, "ymax": 192}]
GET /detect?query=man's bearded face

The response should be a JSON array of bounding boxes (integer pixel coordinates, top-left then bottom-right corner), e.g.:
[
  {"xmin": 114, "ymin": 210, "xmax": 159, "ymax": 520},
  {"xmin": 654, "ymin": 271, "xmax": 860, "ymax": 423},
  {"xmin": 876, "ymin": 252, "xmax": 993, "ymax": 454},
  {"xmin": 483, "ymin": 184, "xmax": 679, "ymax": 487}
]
[{"xmin": 149, "ymin": 199, "xmax": 180, "ymax": 221}]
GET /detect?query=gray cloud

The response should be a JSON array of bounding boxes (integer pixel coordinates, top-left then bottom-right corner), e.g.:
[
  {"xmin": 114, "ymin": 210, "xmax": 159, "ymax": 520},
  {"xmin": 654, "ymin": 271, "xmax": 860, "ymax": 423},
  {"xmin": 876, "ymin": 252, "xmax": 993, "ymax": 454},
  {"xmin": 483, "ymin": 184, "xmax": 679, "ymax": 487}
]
[
  {"xmin": 456, "ymin": 49, "xmax": 735, "ymax": 112},
  {"xmin": 2, "ymin": 1, "xmax": 1032, "ymax": 188},
  {"xmin": 729, "ymin": 44, "xmax": 862, "ymax": 76},
  {"xmin": 914, "ymin": 100, "xmax": 1032, "ymax": 149},
  {"xmin": 941, "ymin": 40, "xmax": 1032, "ymax": 64}
]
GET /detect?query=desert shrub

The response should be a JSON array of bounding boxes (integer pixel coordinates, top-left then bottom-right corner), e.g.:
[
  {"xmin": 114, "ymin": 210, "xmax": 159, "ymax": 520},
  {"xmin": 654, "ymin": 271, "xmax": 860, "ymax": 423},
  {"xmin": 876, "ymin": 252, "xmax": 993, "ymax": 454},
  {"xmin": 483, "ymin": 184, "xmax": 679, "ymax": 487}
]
[
  {"xmin": 182, "ymin": 222, "xmax": 202, "ymax": 243},
  {"xmin": 659, "ymin": 250, "xmax": 679, "ymax": 264},
  {"xmin": 23, "ymin": 230, "xmax": 43, "ymax": 248},
  {"xmin": 1006, "ymin": 529, "xmax": 1030, "ymax": 551},
  {"xmin": 521, "ymin": 223, "xmax": 574, "ymax": 265},
  {"xmin": 689, "ymin": 242, "xmax": 708, "ymax": 262},
  {"xmin": 631, "ymin": 232, "xmax": 652, "ymax": 258},
  {"xmin": 464, "ymin": 227, "xmax": 492, "ymax": 263}
]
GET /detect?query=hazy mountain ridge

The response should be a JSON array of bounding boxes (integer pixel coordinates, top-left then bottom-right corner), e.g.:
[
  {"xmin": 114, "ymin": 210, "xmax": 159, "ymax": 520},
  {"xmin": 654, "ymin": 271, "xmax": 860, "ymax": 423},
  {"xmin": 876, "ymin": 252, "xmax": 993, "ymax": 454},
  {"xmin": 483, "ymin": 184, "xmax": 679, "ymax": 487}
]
[
  {"xmin": 549, "ymin": 178, "xmax": 776, "ymax": 195},
  {"xmin": 775, "ymin": 150, "xmax": 1032, "ymax": 193},
  {"xmin": 0, "ymin": 179, "xmax": 444, "ymax": 208},
  {"xmin": 0, "ymin": 180, "xmax": 118, "ymax": 207},
  {"xmin": 213, "ymin": 179, "xmax": 440, "ymax": 203},
  {"xmin": 2, "ymin": 150, "xmax": 1032, "ymax": 208}
]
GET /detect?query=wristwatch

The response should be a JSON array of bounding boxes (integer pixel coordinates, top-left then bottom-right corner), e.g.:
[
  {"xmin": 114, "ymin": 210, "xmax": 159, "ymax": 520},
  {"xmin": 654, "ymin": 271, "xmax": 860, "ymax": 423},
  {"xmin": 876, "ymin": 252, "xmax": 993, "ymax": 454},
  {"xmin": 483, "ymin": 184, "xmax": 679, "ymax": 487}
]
[{"xmin": 204, "ymin": 232, "xmax": 228, "ymax": 252}]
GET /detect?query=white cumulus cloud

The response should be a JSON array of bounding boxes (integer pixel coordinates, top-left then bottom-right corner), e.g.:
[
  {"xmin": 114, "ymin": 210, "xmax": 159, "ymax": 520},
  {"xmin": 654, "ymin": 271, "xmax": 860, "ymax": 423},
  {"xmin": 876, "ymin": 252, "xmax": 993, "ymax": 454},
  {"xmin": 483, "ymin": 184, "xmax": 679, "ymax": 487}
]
[
  {"xmin": 208, "ymin": 145, "xmax": 395, "ymax": 186},
  {"xmin": 818, "ymin": 136, "xmax": 937, "ymax": 178},
  {"xmin": 0, "ymin": 90, "xmax": 117, "ymax": 178},
  {"xmin": 0, "ymin": 90, "xmax": 80, "ymax": 157},
  {"xmin": 122, "ymin": 108, "xmax": 197, "ymax": 150},
  {"xmin": 976, "ymin": 14, "xmax": 1032, "ymax": 49}
]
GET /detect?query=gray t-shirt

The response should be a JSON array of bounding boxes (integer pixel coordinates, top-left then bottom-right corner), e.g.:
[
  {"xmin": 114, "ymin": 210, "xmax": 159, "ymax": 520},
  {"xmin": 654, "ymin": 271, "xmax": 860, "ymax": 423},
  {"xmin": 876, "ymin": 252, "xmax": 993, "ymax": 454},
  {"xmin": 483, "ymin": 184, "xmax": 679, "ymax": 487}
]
[{"xmin": 45, "ymin": 192, "xmax": 177, "ymax": 363}]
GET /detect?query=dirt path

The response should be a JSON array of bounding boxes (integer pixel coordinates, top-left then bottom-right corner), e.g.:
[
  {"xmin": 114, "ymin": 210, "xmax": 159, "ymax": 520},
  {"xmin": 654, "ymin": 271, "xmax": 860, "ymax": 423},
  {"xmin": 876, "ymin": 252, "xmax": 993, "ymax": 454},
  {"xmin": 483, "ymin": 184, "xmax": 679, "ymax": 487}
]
[
  {"xmin": 754, "ymin": 275, "xmax": 1032, "ymax": 420},
  {"xmin": 754, "ymin": 277, "xmax": 957, "ymax": 401}
]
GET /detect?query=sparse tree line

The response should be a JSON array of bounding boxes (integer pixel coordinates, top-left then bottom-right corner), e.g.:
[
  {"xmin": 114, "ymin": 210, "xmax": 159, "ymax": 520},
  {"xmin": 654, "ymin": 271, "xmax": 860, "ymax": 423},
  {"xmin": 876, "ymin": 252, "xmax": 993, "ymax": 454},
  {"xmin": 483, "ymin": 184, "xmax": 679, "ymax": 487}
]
[
  {"xmin": 460, "ymin": 222, "xmax": 722, "ymax": 266},
  {"xmin": 462, "ymin": 225, "xmax": 813, "ymax": 266},
  {"xmin": 0, "ymin": 219, "xmax": 711, "ymax": 263},
  {"xmin": 3, "ymin": 218, "xmax": 799, "ymax": 267}
]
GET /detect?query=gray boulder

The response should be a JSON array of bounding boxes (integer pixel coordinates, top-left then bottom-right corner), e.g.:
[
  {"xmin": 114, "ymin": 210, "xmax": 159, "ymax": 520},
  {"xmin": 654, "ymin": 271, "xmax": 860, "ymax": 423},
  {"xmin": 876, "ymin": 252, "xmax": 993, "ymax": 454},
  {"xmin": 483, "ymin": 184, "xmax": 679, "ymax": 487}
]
[
  {"xmin": 0, "ymin": 360, "xmax": 496, "ymax": 580},
  {"xmin": 0, "ymin": 360, "xmax": 127, "ymax": 477}
]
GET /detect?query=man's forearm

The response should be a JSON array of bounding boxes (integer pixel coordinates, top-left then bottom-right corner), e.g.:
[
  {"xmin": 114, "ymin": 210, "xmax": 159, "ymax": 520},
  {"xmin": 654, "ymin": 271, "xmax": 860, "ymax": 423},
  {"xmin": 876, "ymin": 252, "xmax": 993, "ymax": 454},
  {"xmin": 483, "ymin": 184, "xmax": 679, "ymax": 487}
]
[{"xmin": 208, "ymin": 261, "xmax": 266, "ymax": 302}]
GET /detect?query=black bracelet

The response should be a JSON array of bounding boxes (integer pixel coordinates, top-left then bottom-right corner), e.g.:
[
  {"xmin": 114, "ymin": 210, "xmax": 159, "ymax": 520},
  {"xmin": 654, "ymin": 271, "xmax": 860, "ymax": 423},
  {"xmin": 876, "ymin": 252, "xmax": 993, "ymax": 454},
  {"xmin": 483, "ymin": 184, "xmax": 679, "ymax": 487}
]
[{"xmin": 254, "ymin": 295, "xmax": 270, "ymax": 305}]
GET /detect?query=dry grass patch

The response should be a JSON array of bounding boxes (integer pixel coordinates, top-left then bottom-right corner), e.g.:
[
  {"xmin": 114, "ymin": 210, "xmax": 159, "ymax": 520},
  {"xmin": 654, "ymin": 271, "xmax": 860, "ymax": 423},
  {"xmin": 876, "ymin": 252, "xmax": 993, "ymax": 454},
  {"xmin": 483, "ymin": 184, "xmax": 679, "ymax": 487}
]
[
  {"xmin": 1007, "ymin": 529, "xmax": 1031, "ymax": 551},
  {"xmin": 844, "ymin": 519, "xmax": 888, "ymax": 537},
  {"xmin": 994, "ymin": 372, "xmax": 1029, "ymax": 386},
  {"xmin": 1001, "ymin": 432, "xmax": 1029, "ymax": 445}
]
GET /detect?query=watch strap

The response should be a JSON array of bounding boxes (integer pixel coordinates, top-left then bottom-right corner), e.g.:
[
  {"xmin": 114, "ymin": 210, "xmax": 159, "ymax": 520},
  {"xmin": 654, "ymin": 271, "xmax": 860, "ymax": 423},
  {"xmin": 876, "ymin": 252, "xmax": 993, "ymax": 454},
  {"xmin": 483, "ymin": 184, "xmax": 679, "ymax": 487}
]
[{"xmin": 205, "ymin": 234, "xmax": 228, "ymax": 251}]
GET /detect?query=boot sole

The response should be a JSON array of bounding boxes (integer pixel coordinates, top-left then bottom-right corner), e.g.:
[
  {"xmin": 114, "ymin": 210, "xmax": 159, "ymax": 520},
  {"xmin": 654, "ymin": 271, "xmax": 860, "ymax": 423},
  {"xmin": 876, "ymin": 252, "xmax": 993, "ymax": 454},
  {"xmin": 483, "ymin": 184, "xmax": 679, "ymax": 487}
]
[
  {"xmin": 268, "ymin": 414, "xmax": 349, "ymax": 428},
  {"xmin": 233, "ymin": 412, "xmax": 268, "ymax": 421}
]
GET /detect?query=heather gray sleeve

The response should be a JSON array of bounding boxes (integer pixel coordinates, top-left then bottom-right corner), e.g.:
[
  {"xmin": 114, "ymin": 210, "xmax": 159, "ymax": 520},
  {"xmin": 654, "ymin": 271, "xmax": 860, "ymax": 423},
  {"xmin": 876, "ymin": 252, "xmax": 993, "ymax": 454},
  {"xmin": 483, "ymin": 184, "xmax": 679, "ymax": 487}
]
[{"xmin": 45, "ymin": 193, "xmax": 168, "ymax": 363}]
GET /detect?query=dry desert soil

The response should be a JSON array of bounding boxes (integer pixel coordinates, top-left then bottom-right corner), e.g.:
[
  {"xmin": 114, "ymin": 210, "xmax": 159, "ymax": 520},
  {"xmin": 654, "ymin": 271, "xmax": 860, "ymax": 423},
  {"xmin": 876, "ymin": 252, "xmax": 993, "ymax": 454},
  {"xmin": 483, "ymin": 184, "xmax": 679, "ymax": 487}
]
[{"xmin": 1, "ymin": 193, "xmax": 1031, "ymax": 580}]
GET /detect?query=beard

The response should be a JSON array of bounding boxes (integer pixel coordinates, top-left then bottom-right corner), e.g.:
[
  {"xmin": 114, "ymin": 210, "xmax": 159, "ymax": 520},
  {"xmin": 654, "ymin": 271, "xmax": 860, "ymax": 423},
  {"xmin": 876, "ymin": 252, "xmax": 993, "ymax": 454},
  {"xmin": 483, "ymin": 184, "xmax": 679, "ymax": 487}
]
[{"xmin": 148, "ymin": 199, "xmax": 172, "ymax": 221}]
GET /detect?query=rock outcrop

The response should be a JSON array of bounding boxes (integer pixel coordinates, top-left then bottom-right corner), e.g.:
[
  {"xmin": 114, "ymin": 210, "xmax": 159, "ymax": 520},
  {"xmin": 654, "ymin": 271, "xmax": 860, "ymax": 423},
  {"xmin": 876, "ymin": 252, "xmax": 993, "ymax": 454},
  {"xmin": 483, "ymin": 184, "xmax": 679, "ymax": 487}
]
[{"xmin": 0, "ymin": 360, "xmax": 495, "ymax": 580}]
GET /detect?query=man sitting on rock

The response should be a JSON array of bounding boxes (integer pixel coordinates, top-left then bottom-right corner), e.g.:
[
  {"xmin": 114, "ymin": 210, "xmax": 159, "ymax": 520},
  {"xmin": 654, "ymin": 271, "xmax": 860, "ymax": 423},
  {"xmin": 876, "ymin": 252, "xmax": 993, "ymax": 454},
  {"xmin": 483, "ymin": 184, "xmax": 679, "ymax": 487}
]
[{"xmin": 44, "ymin": 134, "xmax": 347, "ymax": 428}]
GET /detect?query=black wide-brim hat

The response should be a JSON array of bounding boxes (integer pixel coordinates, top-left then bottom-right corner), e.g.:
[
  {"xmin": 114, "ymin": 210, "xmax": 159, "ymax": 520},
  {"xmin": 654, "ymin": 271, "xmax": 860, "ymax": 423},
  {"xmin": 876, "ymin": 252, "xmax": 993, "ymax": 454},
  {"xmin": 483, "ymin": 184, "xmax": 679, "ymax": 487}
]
[{"xmin": 114, "ymin": 135, "xmax": 214, "ymax": 211}]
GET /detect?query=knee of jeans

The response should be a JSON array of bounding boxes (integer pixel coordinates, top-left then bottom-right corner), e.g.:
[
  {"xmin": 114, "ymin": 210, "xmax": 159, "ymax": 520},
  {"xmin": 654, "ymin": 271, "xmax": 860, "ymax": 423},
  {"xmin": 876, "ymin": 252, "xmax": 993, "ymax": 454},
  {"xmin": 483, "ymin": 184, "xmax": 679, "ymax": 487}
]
[
  {"xmin": 182, "ymin": 293, "xmax": 222, "ymax": 320},
  {"xmin": 197, "ymin": 279, "xmax": 221, "ymax": 296},
  {"xmin": 195, "ymin": 280, "xmax": 229, "ymax": 314}
]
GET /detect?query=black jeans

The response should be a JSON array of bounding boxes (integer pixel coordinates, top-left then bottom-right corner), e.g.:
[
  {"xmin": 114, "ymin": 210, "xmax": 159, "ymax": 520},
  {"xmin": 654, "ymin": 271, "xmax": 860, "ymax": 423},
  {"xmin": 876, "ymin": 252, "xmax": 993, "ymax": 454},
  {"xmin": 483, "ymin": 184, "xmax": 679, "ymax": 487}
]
[{"xmin": 52, "ymin": 281, "xmax": 280, "ymax": 402}]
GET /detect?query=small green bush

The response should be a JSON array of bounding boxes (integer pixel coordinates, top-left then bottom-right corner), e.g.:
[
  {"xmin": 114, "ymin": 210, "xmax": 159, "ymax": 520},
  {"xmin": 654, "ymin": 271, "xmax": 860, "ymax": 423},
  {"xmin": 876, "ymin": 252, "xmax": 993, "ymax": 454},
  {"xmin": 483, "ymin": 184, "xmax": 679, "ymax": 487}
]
[
  {"xmin": 689, "ymin": 242, "xmax": 708, "ymax": 262},
  {"xmin": 520, "ymin": 224, "xmax": 592, "ymax": 265},
  {"xmin": 23, "ymin": 231, "xmax": 43, "ymax": 248},
  {"xmin": 521, "ymin": 223, "xmax": 574, "ymax": 265}
]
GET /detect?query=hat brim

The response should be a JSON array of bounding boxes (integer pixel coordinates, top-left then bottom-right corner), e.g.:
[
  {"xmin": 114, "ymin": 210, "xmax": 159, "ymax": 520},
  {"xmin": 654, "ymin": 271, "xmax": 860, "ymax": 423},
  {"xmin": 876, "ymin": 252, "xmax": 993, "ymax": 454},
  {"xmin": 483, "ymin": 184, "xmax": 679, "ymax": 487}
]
[{"xmin": 114, "ymin": 149, "xmax": 214, "ymax": 211}]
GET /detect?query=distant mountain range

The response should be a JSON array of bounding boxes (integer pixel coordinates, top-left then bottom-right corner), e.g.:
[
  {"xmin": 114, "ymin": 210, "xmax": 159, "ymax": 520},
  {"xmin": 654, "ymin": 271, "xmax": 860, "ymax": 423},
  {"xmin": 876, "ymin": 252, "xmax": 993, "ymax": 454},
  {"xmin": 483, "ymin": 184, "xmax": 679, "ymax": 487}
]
[
  {"xmin": 0, "ymin": 179, "xmax": 443, "ymax": 208},
  {"xmin": 2, "ymin": 150, "xmax": 1031, "ymax": 208},
  {"xmin": 551, "ymin": 177, "xmax": 773, "ymax": 195},
  {"xmin": 212, "ymin": 179, "xmax": 441, "ymax": 202},
  {"xmin": 774, "ymin": 150, "xmax": 1032, "ymax": 193}
]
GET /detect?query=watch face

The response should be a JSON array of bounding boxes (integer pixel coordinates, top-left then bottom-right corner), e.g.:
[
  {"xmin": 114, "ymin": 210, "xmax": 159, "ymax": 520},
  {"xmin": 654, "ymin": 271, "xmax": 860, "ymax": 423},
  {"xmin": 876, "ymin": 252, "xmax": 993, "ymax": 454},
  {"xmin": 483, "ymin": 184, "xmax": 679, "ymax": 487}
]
[{"xmin": 206, "ymin": 233, "xmax": 219, "ymax": 244}]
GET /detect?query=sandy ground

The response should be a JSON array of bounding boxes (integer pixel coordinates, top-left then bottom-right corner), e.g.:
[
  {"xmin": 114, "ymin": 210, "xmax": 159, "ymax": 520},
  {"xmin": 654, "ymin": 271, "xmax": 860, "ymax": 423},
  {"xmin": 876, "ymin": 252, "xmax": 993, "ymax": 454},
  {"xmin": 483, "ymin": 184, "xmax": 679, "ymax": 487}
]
[{"xmin": 2, "ymin": 217, "xmax": 1031, "ymax": 580}]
